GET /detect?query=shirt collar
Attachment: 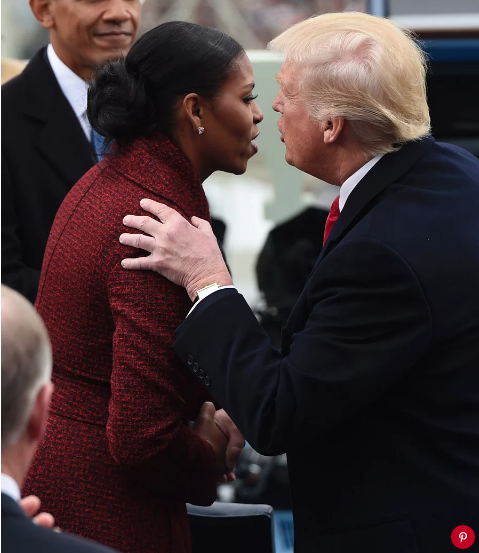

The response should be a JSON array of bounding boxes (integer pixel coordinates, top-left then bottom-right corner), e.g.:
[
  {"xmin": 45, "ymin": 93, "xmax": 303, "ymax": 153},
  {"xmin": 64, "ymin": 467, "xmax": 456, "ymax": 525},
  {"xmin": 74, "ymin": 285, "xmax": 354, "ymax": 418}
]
[
  {"xmin": 47, "ymin": 43, "xmax": 89, "ymax": 122},
  {"xmin": 1, "ymin": 473, "xmax": 21, "ymax": 502},
  {"xmin": 339, "ymin": 154, "xmax": 384, "ymax": 212}
]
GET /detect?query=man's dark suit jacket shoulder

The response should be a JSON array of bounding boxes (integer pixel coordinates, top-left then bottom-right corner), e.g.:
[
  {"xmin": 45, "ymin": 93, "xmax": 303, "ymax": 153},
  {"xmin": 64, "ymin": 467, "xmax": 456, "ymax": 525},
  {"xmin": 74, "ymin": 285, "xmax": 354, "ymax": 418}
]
[
  {"xmin": 174, "ymin": 138, "xmax": 479, "ymax": 553},
  {"xmin": 1, "ymin": 493, "xmax": 115, "ymax": 553},
  {"xmin": 1, "ymin": 47, "xmax": 94, "ymax": 303}
]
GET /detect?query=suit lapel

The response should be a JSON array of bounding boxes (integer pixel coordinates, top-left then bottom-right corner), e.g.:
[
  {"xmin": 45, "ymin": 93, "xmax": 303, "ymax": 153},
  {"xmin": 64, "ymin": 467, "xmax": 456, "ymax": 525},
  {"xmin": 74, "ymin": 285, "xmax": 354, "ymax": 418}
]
[
  {"xmin": 317, "ymin": 137, "xmax": 435, "ymax": 265},
  {"xmin": 22, "ymin": 49, "xmax": 95, "ymax": 188}
]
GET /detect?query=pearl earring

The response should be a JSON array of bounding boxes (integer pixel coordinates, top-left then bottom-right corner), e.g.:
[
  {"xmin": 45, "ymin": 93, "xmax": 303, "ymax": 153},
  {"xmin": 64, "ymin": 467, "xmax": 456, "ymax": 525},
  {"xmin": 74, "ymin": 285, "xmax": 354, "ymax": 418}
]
[{"xmin": 198, "ymin": 127, "xmax": 205, "ymax": 135}]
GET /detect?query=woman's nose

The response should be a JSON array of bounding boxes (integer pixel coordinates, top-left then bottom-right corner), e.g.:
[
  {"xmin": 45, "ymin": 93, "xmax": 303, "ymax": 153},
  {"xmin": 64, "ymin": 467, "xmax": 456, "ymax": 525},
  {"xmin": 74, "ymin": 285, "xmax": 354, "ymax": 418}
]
[{"xmin": 253, "ymin": 102, "xmax": 264, "ymax": 125}]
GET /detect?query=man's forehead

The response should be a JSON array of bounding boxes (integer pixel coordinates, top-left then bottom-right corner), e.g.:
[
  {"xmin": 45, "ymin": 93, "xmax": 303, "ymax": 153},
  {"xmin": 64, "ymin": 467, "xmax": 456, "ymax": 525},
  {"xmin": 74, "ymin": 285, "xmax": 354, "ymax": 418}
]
[{"xmin": 277, "ymin": 61, "xmax": 299, "ymax": 88}]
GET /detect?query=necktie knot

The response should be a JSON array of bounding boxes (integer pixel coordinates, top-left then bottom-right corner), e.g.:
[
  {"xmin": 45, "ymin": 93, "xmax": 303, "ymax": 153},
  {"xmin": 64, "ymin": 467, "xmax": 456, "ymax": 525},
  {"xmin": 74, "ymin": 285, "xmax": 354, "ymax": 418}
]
[
  {"xmin": 323, "ymin": 195, "xmax": 340, "ymax": 245},
  {"xmin": 91, "ymin": 129, "xmax": 107, "ymax": 162}
]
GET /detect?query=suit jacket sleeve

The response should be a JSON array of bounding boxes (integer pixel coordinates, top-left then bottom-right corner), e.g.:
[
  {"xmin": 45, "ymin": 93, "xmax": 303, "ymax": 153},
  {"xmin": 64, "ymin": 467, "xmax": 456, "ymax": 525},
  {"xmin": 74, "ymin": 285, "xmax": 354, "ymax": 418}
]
[
  {"xmin": 107, "ymin": 261, "xmax": 218, "ymax": 506},
  {"xmin": 1, "ymin": 154, "xmax": 40, "ymax": 302},
  {"xmin": 174, "ymin": 238, "xmax": 432, "ymax": 456}
]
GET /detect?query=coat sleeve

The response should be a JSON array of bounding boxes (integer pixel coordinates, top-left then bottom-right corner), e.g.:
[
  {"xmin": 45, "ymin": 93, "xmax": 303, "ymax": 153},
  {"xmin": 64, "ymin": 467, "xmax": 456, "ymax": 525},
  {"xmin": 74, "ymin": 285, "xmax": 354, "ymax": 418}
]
[
  {"xmin": 174, "ymin": 238, "xmax": 432, "ymax": 456},
  {"xmin": 1, "ymin": 154, "xmax": 40, "ymax": 303},
  {"xmin": 106, "ymin": 260, "xmax": 218, "ymax": 506}
]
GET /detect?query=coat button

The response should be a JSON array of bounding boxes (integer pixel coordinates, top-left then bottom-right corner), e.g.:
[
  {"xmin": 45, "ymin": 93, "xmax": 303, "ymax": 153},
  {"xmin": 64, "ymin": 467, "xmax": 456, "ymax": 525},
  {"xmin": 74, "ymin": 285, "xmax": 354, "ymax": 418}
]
[
  {"xmin": 187, "ymin": 355, "xmax": 194, "ymax": 365},
  {"xmin": 204, "ymin": 376, "xmax": 211, "ymax": 387},
  {"xmin": 198, "ymin": 369, "xmax": 205, "ymax": 379},
  {"xmin": 192, "ymin": 363, "xmax": 199, "ymax": 373}
]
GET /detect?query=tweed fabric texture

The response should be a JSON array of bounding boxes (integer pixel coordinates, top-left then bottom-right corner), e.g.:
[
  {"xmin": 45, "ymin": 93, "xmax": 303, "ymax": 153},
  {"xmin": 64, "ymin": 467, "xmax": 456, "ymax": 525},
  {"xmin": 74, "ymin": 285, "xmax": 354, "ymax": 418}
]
[{"xmin": 23, "ymin": 134, "xmax": 218, "ymax": 553}]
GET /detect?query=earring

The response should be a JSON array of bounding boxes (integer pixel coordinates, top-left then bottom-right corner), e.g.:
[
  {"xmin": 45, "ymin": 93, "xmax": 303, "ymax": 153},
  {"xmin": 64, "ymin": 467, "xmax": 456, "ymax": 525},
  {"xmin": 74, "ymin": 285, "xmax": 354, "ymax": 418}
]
[{"xmin": 198, "ymin": 127, "xmax": 205, "ymax": 135}]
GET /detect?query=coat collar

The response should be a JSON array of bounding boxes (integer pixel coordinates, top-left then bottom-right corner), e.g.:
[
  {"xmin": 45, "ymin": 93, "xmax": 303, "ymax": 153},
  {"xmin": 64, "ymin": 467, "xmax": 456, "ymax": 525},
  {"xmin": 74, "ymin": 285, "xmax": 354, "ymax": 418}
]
[
  {"xmin": 21, "ymin": 48, "xmax": 94, "ymax": 185},
  {"xmin": 106, "ymin": 133, "xmax": 204, "ymax": 203},
  {"xmin": 1, "ymin": 492, "xmax": 26, "ymax": 519},
  {"xmin": 318, "ymin": 137, "xmax": 436, "ymax": 263}
]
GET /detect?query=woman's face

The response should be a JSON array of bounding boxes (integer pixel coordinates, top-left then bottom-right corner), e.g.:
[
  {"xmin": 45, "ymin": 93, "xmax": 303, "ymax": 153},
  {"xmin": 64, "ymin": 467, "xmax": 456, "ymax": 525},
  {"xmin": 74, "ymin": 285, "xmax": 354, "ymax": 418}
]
[{"xmin": 200, "ymin": 54, "xmax": 263, "ymax": 175}]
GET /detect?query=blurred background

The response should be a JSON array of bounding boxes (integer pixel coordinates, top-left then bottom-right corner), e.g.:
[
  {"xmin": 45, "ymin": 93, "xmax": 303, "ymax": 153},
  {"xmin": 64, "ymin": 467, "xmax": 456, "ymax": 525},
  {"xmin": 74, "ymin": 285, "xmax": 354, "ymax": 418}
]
[
  {"xmin": 2, "ymin": 0, "xmax": 479, "ymax": 307},
  {"xmin": 2, "ymin": 1, "xmax": 478, "ymax": 550}
]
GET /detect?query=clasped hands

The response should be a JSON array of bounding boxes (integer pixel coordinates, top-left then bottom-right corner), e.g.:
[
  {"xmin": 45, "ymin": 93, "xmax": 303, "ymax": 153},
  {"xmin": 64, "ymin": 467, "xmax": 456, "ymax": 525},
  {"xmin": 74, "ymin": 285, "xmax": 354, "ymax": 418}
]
[{"xmin": 194, "ymin": 402, "xmax": 244, "ymax": 482}]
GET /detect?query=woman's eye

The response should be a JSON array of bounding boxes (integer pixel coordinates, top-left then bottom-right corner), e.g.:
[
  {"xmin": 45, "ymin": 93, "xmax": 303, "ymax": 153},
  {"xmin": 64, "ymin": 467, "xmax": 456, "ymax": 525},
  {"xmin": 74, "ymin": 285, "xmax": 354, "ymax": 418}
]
[{"xmin": 243, "ymin": 94, "xmax": 258, "ymax": 104}]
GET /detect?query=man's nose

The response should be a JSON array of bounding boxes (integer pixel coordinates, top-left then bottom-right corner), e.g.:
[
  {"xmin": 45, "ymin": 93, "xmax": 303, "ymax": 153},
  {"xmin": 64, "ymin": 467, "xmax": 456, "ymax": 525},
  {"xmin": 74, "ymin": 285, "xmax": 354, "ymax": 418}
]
[
  {"xmin": 103, "ymin": 0, "xmax": 132, "ymax": 22},
  {"xmin": 272, "ymin": 92, "xmax": 282, "ymax": 113}
]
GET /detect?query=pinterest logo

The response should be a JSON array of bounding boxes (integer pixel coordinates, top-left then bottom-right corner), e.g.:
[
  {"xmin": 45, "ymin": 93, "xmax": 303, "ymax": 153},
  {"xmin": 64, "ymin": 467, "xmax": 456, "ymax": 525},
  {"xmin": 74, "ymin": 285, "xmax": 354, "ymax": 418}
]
[{"xmin": 452, "ymin": 526, "xmax": 475, "ymax": 549}]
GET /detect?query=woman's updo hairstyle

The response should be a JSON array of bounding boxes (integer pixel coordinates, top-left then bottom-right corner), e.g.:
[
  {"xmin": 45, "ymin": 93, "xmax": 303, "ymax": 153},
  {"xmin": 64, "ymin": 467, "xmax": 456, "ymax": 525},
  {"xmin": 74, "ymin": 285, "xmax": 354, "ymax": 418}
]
[{"xmin": 87, "ymin": 22, "xmax": 244, "ymax": 146}]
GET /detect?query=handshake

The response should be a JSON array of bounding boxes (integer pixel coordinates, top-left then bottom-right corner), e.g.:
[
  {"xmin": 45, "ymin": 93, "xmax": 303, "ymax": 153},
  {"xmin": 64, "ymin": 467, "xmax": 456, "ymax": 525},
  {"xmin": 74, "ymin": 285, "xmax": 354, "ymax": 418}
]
[{"xmin": 193, "ymin": 402, "xmax": 245, "ymax": 482}]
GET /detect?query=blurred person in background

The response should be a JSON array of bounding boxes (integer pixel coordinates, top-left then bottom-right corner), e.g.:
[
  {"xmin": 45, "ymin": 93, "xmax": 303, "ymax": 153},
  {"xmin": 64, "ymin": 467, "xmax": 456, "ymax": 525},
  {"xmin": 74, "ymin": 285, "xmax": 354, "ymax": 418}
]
[
  {"xmin": 1, "ymin": 0, "xmax": 141, "ymax": 303},
  {"xmin": 256, "ymin": 206, "xmax": 329, "ymax": 349},
  {"xmin": 120, "ymin": 12, "xmax": 479, "ymax": 553},
  {"xmin": 22, "ymin": 21, "xmax": 256, "ymax": 553},
  {"xmin": 1, "ymin": 285, "xmax": 116, "ymax": 553}
]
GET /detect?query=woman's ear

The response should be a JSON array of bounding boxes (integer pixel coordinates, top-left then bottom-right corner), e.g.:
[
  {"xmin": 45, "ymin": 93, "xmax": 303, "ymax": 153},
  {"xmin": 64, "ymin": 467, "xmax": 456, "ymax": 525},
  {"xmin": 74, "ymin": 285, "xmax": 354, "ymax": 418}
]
[{"xmin": 182, "ymin": 94, "xmax": 204, "ymax": 134}]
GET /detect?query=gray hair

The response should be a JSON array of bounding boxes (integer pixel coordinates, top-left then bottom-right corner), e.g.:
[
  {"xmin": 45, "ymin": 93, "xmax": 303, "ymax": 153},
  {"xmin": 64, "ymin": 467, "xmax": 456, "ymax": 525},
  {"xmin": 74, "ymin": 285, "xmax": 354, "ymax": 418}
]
[{"xmin": 1, "ymin": 286, "xmax": 52, "ymax": 449}]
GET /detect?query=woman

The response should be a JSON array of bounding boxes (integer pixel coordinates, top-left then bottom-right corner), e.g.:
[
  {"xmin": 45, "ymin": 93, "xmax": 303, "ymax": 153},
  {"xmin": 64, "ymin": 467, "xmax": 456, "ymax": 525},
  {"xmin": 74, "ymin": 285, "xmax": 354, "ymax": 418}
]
[{"xmin": 23, "ymin": 22, "xmax": 263, "ymax": 553}]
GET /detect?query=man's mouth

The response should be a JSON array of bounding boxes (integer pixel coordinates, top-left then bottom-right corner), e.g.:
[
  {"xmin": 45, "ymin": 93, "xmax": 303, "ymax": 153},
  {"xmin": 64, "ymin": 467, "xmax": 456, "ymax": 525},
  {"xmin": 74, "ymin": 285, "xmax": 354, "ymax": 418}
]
[{"xmin": 94, "ymin": 31, "xmax": 133, "ymax": 41}]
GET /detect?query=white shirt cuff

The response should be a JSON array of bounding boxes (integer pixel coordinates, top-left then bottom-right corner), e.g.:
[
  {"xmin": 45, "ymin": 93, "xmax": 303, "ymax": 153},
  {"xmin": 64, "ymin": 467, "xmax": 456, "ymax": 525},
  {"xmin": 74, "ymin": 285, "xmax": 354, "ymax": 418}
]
[{"xmin": 187, "ymin": 286, "xmax": 237, "ymax": 317}]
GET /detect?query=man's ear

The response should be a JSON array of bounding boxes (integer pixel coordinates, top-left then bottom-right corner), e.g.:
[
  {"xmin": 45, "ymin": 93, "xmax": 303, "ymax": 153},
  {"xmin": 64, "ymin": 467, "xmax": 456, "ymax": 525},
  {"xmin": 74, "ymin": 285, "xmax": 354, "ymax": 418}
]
[
  {"xmin": 323, "ymin": 117, "xmax": 345, "ymax": 144},
  {"xmin": 26, "ymin": 382, "xmax": 53, "ymax": 443},
  {"xmin": 182, "ymin": 93, "xmax": 207, "ymax": 134},
  {"xmin": 30, "ymin": 0, "xmax": 55, "ymax": 30}
]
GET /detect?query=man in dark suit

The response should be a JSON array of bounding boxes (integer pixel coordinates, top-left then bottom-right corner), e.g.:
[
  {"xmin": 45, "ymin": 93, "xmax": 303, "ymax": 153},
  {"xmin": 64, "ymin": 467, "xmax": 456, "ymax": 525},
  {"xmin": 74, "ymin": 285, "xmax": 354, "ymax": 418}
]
[
  {"xmin": 1, "ymin": 285, "xmax": 115, "ymax": 553},
  {"xmin": 119, "ymin": 12, "xmax": 479, "ymax": 553},
  {"xmin": 1, "ymin": 0, "xmax": 141, "ymax": 303}
]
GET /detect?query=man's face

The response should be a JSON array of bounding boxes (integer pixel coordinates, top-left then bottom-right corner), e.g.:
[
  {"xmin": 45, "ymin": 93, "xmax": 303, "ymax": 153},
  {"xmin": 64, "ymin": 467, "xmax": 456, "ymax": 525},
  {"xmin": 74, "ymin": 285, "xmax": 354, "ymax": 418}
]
[
  {"xmin": 42, "ymin": 0, "xmax": 140, "ymax": 77},
  {"xmin": 272, "ymin": 61, "xmax": 327, "ymax": 179}
]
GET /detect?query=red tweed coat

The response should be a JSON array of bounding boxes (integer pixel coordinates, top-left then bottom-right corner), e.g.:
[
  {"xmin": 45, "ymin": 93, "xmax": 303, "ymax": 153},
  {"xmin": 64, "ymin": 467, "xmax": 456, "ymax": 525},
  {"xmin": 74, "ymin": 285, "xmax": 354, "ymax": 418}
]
[{"xmin": 23, "ymin": 134, "xmax": 218, "ymax": 553}]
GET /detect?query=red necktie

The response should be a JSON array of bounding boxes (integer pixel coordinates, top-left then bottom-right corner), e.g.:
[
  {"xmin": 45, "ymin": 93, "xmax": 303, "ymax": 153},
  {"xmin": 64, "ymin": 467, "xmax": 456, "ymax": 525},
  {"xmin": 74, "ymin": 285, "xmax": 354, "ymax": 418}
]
[{"xmin": 323, "ymin": 195, "xmax": 340, "ymax": 245}]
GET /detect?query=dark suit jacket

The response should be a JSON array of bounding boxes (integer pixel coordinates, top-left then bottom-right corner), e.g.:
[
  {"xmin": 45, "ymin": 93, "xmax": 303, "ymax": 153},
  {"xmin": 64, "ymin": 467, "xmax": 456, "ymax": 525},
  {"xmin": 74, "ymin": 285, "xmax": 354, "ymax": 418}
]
[
  {"xmin": 174, "ymin": 138, "xmax": 479, "ymax": 553},
  {"xmin": 1, "ymin": 493, "xmax": 115, "ymax": 553},
  {"xmin": 1, "ymin": 47, "xmax": 95, "ymax": 303}
]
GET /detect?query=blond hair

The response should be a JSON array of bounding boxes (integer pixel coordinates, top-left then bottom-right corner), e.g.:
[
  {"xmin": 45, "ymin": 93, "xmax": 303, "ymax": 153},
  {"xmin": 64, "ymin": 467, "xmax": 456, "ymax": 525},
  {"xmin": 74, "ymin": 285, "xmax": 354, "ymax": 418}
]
[{"xmin": 268, "ymin": 12, "xmax": 430, "ymax": 156}]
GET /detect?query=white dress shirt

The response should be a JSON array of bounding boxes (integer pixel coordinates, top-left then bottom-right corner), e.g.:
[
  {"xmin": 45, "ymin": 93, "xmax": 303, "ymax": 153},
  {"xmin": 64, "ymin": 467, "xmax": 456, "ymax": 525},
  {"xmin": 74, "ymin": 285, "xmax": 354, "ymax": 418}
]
[
  {"xmin": 1, "ymin": 472, "xmax": 21, "ymax": 502},
  {"xmin": 47, "ymin": 43, "xmax": 91, "ymax": 141},
  {"xmin": 339, "ymin": 154, "xmax": 384, "ymax": 212},
  {"xmin": 188, "ymin": 154, "xmax": 385, "ymax": 313}
]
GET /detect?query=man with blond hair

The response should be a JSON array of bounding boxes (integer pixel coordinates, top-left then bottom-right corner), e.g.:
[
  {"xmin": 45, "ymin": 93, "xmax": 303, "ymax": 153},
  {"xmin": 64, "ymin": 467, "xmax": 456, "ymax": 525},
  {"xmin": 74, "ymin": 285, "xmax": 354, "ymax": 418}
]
[
  {"xmin": 119, "ymin": 13, "xmax": 479, "ymax": 552},
  {"xmin": 1, "ymin": 286, "xmax": 115, "ymax": 553}
]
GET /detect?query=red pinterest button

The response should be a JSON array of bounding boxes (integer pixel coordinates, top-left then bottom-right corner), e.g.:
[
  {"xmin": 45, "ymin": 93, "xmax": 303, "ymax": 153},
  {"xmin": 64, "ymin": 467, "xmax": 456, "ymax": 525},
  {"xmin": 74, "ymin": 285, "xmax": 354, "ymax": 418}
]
[{"xmin": 451, "ymin": 526, "xmax": 475, "ymax": 549}]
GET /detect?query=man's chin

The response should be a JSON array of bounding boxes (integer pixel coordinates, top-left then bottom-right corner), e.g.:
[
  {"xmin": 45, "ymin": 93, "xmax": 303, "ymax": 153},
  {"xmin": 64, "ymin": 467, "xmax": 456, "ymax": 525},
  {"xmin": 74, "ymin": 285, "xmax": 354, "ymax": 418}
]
[{"xmin": 285, "ymin": 153, "xmax": 295, "ymax": 167}]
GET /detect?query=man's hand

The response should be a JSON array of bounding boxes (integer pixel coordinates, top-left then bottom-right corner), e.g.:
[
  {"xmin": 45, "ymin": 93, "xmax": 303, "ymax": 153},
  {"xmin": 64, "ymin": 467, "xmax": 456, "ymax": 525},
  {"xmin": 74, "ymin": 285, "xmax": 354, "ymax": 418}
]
[
  {"xmin": 120, "ymin": 200, "xmax": 233, "ymax": 301},
  {"xmin": 214, "ymin": 409, "xmax": 245, "ymax": 476},
  {"xmin": 20, "ymin": 495, "xmax": 55, "ymax": 528},
  {"xmin": 193, "ymin": 402, "xmax": 231, "ymax": 480}
]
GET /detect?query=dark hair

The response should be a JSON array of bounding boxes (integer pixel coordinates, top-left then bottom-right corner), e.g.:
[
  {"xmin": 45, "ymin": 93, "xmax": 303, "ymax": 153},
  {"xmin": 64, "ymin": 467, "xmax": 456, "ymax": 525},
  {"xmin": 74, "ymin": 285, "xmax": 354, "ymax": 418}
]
[{"xmin": 87, "ymin": 22, "xmax": 244, "ymax": 146}]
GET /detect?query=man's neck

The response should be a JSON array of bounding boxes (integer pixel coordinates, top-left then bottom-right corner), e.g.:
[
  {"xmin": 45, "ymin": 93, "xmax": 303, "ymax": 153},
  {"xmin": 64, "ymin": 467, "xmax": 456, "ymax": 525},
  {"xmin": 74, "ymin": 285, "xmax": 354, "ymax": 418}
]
[
  {"xmin": 1, "ymin": 447, "xmax": 28, "ymax": 490},
  {"xmin": 337, "ymin": 148, "xmax": 372, "ymax": 186},
  {"xmin": 49, "ymin": 38, "xmax": 94, "ymax": 81}
]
